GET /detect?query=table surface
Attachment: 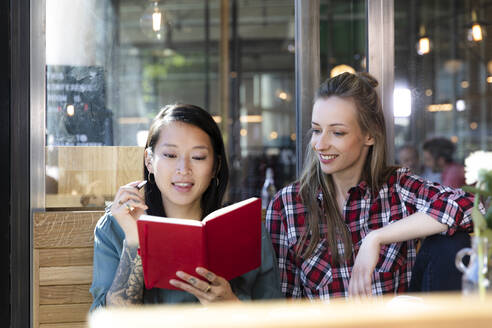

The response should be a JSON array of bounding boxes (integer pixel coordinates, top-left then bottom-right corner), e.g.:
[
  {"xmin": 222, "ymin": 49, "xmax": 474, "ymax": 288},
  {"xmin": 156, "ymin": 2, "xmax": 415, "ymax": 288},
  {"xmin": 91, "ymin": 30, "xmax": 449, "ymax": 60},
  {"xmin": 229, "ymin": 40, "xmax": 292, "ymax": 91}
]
[{"xmin": 88, "ymin": 293, "xmax": 492, "ymax": 328}]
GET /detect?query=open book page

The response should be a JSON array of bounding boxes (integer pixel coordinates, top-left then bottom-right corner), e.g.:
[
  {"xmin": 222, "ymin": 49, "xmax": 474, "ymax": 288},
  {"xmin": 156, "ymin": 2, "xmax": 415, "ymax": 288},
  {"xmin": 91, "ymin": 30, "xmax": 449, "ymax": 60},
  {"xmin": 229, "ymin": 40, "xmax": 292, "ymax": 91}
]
[
  {"xmin": 139, "ymin": 215, "xmax": 203, "ymax": 226},
  {"xmin": 204, "ymin": 197, "xmax": 261, "ymax": 280},
  {"xmin": 202, "ymin": 197, "xmax": 259, "ymax": 223}
]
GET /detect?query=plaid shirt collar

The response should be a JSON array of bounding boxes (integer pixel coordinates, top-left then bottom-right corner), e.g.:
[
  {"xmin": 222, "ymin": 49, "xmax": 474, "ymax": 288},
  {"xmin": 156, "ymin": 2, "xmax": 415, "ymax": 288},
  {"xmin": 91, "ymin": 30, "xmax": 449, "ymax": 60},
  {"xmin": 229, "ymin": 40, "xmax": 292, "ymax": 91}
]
[{"xmin": 316, "ymin": 179, "xmax": 370, "ymax": 202}]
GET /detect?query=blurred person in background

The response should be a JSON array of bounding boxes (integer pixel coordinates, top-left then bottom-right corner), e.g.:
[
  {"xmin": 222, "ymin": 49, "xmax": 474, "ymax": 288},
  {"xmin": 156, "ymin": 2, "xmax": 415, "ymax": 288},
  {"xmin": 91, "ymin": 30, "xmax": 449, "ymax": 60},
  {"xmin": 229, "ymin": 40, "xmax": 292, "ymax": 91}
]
[
  {"xmin": 397, "ymin": 144, "xmax": 441, "ymax": 184},
  {"xmin": 422, "ymin": 137, "xmax": 465, "ymax": 188},
  {"xmin": 397, "ymin": 144, "xmax": 422, "ymax": 174}
]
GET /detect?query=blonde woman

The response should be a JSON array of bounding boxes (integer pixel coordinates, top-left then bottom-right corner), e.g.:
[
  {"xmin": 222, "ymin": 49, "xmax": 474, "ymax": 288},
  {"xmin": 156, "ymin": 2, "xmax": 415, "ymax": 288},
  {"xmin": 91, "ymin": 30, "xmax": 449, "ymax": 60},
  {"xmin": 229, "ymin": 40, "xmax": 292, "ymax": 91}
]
[{"xmin": 266, "ymin": 72, "xmax": 477, "ymax": 299}]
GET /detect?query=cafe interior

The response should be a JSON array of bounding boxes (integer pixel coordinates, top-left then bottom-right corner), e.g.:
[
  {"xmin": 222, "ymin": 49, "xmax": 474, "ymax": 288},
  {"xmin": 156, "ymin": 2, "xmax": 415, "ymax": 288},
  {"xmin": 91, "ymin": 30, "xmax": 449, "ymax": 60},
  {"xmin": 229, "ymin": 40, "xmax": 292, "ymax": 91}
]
[{"xmin": 5, "ymin": 0, "xmax": 492, "ymax": 327}]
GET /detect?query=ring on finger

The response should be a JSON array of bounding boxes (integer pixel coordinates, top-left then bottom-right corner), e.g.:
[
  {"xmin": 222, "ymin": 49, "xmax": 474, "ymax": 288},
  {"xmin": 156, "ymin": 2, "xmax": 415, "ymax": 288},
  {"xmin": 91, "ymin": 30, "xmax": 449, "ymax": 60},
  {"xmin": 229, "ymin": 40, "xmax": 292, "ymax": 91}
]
[
  {"xmin": 204, "ymin": 284, "xmax": 211, "ymax": 293},
  {"xmin": 125, "ymin": 203, "xmax": 133, "ymax": 211}
]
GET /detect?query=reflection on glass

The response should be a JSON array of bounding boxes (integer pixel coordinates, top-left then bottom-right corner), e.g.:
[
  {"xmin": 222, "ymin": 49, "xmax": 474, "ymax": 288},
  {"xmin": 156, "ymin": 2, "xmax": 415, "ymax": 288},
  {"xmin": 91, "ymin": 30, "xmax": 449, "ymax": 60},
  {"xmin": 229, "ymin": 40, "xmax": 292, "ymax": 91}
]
[
  {"xmin": 393, "ymin": 87, "xmax": 412, "ymax": 118},
  {"xmin": 320, "ymin": 0, "xmax": 366, "ymax": 82},
  {"xmin": 45, "ymin": 0, "xmax": 296, "ymax": 208},
  {"xmin": 395, "ymin": 0, "xmax": 492, "ymax": 171}
]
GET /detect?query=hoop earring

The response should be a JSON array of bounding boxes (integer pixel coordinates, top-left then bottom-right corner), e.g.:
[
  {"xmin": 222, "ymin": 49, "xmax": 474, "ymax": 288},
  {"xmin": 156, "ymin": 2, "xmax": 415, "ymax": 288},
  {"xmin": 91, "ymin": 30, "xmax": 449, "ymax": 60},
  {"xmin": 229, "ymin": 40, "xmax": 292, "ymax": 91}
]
[
  {"xmin": 214, "ymin": 177, "xmax": 219, "ymax": 187},
  {"xmin": 148, "ymin": 172, "xmax": 156, "ymax": 184}
]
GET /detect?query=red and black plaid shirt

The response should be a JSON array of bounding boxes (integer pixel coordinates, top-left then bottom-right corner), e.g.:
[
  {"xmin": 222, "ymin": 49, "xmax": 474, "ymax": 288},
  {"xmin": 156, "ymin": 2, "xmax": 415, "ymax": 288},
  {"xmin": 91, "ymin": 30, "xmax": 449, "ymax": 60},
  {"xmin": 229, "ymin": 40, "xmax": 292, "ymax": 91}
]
[{"xmin": 265, "ymin": 168, "xmax": 474, "ymax": 299}]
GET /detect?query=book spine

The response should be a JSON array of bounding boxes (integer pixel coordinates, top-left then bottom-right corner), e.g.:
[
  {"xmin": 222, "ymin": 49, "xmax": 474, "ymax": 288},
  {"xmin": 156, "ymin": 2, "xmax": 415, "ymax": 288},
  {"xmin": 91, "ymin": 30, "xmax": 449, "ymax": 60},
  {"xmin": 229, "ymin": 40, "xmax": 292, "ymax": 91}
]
[
  {"xmin": 142, "ymin": 224, "xmax": 149, "ymax": 288},
  {"xmin": 202, "ymin": 226, "xmax": 207, "ymax": 268}
]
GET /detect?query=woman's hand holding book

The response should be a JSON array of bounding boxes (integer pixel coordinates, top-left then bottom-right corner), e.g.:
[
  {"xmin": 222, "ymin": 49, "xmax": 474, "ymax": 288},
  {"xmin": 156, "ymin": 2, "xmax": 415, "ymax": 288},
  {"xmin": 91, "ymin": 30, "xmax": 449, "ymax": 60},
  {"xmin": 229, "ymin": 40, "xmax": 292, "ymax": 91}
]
[{"xmin": 169, "ymin": 267, "xmax": 240, "ymax": 304}]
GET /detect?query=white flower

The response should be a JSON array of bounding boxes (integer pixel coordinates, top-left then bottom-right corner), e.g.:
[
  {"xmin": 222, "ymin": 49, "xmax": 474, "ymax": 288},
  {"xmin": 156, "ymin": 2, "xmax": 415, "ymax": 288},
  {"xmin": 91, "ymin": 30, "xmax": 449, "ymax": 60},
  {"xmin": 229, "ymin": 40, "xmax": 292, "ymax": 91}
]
[{"xmin": 464, "ymin": 151, "xmax": 492, "ymax": 185}]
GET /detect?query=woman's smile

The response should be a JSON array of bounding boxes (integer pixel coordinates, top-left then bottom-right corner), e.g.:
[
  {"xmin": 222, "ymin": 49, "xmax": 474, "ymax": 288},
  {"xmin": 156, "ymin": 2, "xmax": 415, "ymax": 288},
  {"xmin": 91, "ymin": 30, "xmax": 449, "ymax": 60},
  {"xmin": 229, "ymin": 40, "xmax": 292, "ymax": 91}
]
[
  {"xmin": 172, "ymin": 181, "xmax": 194, "ymax": 192},
  {"xmin": 318, "ymin": 154, "xmax": 338, "ymax": 164}
]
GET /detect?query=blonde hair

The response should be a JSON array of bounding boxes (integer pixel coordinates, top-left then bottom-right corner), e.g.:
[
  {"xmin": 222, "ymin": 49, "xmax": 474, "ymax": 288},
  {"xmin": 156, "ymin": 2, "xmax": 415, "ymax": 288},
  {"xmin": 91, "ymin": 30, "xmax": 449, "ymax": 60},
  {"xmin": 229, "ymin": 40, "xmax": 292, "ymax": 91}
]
[{"xmin": 297, "ymin": 72, "xmax": 395, "ymax": 261}]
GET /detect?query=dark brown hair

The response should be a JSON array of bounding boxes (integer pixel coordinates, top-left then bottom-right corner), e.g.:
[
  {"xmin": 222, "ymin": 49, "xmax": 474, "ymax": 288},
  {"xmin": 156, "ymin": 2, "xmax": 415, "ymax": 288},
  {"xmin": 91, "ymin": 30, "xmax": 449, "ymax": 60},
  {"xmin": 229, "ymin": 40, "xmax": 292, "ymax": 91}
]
[
  {"xmin": 422, "ymin": 137, "xmax": 455, "ymax": 164},
  {"xmin": 144, "ymin": 104, "xmax": 229, "ymax": 219}
]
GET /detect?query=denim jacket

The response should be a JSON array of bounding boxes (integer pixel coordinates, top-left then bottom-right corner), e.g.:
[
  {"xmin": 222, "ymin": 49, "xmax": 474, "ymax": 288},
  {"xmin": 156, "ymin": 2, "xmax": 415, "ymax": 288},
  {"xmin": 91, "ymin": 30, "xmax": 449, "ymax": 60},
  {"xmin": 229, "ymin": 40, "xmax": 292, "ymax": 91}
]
[{"xmin": 90, "ymin": 209, "xmax": 282, "ymax": 310}]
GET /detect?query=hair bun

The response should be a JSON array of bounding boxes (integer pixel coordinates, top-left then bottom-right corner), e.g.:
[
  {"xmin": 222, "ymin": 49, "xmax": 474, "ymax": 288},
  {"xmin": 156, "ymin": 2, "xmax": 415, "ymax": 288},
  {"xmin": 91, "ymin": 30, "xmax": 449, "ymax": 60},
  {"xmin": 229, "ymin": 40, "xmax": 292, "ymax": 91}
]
[{"xmin": 358, "ymin": 72, "xmax": 379, "ymax": 88}]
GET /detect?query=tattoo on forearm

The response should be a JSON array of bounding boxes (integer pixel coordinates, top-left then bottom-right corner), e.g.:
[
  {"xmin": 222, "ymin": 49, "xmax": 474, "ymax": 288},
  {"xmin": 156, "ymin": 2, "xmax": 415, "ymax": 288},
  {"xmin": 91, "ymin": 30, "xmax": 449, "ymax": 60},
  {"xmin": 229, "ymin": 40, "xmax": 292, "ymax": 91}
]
[{"xmin": 106, "ymin": 241, "xmax": 144, "ymax": 306}]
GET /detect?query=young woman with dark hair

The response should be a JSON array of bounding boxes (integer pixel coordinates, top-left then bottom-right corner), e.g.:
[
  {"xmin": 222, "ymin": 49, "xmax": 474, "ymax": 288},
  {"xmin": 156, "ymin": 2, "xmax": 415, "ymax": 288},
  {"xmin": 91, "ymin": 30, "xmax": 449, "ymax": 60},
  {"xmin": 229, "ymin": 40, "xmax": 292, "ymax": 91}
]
[
  {"xmin": 90, "ymin": 104, "xmax": 281, "ymax": 309},
  {"xmin": 266, "ymin": 72, "xmax": 478, "ymax": 299}
]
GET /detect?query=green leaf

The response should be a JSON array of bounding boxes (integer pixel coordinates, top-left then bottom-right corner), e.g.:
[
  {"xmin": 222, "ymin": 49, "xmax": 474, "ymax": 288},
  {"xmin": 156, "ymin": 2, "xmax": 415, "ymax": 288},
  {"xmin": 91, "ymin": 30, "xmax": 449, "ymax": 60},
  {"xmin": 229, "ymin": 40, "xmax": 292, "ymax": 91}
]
[
  {"xmin": 486, "ymin": 205, "xmax": 492, "ymax": 230},
  {"xmin": 484, "ymin": 228, "xmax": 492, "ymax": 243},
  {"xmin": 472, "ymin": 207, "xmax": 488, "ymax": 233},
  {"xmin": 462, "ymin": 186, "xmax": 492, "ymax": 197},
  {"xmin": 481, "ymin": 170, "xmax": 492, "ymax": 193},
  {"xmin": 483, "ymin": 229, "xmax": 492, "ymax": 256}
]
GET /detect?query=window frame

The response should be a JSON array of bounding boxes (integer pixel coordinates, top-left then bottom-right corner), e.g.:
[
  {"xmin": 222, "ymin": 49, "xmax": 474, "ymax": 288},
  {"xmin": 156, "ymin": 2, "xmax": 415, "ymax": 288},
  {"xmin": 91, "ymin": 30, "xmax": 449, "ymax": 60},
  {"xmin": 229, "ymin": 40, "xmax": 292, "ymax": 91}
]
[{"xmin": 23, "ymin": 0, "xmax": 395, "ymax": 325}]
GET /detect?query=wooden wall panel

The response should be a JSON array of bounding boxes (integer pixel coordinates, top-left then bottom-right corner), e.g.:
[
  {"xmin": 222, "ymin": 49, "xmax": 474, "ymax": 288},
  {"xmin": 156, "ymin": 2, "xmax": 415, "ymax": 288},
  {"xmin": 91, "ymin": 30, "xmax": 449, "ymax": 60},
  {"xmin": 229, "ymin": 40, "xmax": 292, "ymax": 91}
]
[
  {"xmin": 39, "ymin": 248, "xmax": 93, "ymax": 267},
  {"xmin": 33, "ymin": 212, "xmax": 102, "ymax": 248},
  {"xmin": 56, "ymin": 146, "xmax": 143, "ymax": 197},
  {"xmin": 116, "ymin": 146, "xmax": 145, "ymax": 187},
  {"xmin": 34, "ymin": 211, "xmax": 102, "ymax": 327},
  {"xmin": 33, "ymin": 249, "xmax": 40, "ymax": 328},
  {"xmin": 39, "ymin": 304, "xmax": 91, "ymax": 324},
  {"xmin": 57, "ymin": 146, "xmax": 118, "ymax": 196},
  {"xmin": 40, "ymin": 285, "xmax": 92, "ymax": 305},
  {"xmin": 40, "ymin": 266, "xmax": 92, "ymax": 286}
]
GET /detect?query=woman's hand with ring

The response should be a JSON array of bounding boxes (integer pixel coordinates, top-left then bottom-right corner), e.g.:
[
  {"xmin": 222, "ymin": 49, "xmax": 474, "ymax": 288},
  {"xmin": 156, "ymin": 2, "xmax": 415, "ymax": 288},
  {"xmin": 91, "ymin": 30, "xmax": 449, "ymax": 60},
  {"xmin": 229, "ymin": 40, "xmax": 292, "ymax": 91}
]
[
  {"xmin": 169, "ymin": 267, "xmax": 239, "ymax": 304},
  {"xmin": 117, "ymin": 200, "xmax": 133, "ymax": 211},
  {"xmin": 110, "ymin": 181, "xmax": 148, "ymax": 246}
]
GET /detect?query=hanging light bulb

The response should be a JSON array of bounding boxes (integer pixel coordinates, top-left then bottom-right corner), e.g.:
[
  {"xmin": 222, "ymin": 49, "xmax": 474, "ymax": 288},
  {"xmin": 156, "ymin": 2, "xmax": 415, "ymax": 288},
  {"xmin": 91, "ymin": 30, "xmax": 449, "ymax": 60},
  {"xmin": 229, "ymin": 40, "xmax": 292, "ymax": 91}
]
[
  {"xmin": 152, "ymin": 8, "xmax": 162, "ymax": 32},
  {"xmin": 140, "ymin": 1, "xmax": 171, "ymax": 41},
  {"xmin": 330, "ymin": 64, "xmax": 355, "ymax": 78},
  {"xmin": 418, "ymin": 37, "xmax": 430, "ymax": 55},
  {"xmin": 472, "ymin": 23, "xmax": 483, "ymax": 41},
  {"xmin": 66, "ymin": 104, "xmax": 75, "ymax": 117},
  {"xmin": 416, "ymin": 25, "xmax": 430, "ymax": 55},
  {"xmin": 468, "ymin": 10, "xmax": 486, "ymax": 42}
]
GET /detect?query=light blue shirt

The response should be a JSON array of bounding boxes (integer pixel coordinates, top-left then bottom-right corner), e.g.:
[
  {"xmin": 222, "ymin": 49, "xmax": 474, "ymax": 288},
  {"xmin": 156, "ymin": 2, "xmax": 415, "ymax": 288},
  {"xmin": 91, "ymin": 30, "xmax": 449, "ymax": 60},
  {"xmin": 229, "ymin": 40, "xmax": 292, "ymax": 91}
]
[{"xmin": 90, "ymin": 209, "xmax": 282, "ymax": 310}]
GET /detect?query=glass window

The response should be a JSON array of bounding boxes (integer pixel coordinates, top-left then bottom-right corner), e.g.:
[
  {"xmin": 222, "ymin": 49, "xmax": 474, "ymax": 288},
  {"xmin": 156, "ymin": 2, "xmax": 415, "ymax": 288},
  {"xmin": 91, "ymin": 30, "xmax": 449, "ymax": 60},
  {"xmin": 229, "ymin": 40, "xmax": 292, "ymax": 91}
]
[
  {"xmin": 320, "ymin": 0, "xmax": 367, "ymax": 81},
  {"xmin": 45, "ymin": 0, "xmax": 295, "ymax": 209},
  {"xmin": 394, "ymin": 0, "xmax": 492, "ymax": 172},
  {"xmin": 227, "ymin": 1, "xmax": 295, "ymax": 203}
]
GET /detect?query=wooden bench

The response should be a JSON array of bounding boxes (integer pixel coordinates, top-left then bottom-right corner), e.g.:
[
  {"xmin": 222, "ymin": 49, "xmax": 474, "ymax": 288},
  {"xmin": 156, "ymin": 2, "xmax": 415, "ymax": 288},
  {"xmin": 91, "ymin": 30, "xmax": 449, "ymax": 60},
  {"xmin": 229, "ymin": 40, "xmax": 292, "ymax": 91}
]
[
  {"xmin": 33, "ymin": 211, "xmax": 104, "ymax": 328},
  {"xmin": 32, "ymin": 209, "xmax": 267, "ymax": 327}
]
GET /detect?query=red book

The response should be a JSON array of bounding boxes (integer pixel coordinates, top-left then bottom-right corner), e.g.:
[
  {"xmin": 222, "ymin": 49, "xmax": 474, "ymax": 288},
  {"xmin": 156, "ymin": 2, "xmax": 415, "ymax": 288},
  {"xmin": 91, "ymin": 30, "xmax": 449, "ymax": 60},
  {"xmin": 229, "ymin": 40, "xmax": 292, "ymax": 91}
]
[{"xmin": 137, "ymin": 197, "xmax": 262, "ymax": 290}]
